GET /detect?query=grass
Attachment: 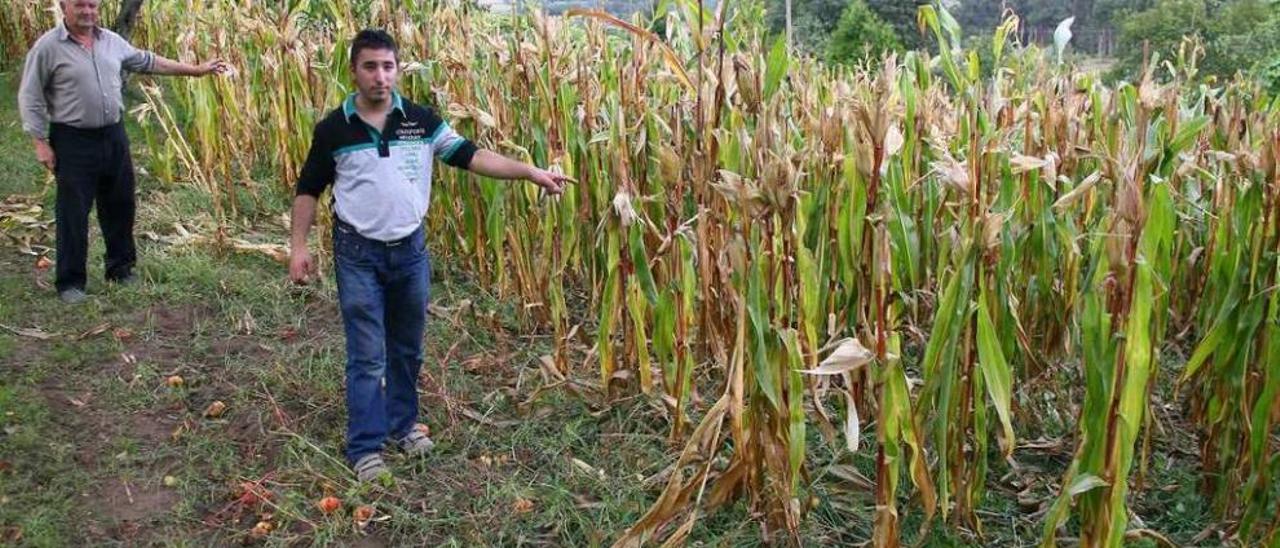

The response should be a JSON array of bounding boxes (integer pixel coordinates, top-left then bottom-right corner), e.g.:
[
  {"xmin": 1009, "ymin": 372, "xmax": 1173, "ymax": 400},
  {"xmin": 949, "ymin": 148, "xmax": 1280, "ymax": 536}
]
[
  {"xmin": 0, "ymin": 67, "xmax": 750, "ymax": 546},
  {"xmin": 0, "ymin": 61, "xmax": 1224, "ymax": 546}
]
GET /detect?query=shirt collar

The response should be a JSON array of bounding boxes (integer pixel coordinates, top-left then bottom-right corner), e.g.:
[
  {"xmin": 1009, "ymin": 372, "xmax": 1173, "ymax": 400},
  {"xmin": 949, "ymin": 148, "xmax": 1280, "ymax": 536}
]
[
  {"xmin": 57, "ymin": 22, "xmax": 101, "ymax": 42},
  {"xmin": 343, "ymin": 91, "xmax": 406, "ymax": 122}
]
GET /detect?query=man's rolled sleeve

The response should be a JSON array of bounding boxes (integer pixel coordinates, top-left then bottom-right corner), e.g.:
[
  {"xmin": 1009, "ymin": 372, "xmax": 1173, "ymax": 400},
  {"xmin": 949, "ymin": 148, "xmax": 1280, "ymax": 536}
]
[
  {"xmin": 17, "ymin": 46, "xmax": 50, "ymax": 140},
  {"xmin": 118, "ymin": 36, "xmax": 155, "ymax": 73},
  {"xmin": 433, "ymin": 121, "xmax": 478, "ymax": 170},
  {"xmin": 295, "ymin": 126, "xmax": 335, "ymax": 197}
]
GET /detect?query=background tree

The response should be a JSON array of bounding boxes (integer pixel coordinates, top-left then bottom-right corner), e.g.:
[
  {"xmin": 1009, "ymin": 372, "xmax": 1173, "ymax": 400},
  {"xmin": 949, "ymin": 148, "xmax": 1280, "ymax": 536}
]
[
  {"xmin": 866, "ymin": 0, "xmax": 930, "ymax": 50},
  {"xmin": 1113, "ymin": 0, "xmax": 1280, "ymax": 83},
  {"xmin": 952, "ymin": 0, "xmax": 1153, "ymax": 55},
  {"xmin": 826, "ymin": 0, "xmax": 902, "ymax": 66},
  {"xmin": 113, "ymin": 0, "xmax": 145, "ymax": 40},
  {"xmin": 765, "ymin": 0, "xmax": 849, "ymax": 55}
]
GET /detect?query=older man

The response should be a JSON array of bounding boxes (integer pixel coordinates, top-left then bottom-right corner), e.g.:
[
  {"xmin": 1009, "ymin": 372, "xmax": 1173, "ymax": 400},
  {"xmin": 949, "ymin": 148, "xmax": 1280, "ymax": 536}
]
[{"xmin": 18, "ymin": 0, "xmax": 228, "ymax": 303}]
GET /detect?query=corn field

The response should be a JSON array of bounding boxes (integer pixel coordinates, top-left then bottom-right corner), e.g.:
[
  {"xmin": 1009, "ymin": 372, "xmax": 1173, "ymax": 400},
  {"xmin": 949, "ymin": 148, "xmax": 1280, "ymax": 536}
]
[{"xmin": 3, "ymin": 0, "xmax": 1279, "ymax": 546}]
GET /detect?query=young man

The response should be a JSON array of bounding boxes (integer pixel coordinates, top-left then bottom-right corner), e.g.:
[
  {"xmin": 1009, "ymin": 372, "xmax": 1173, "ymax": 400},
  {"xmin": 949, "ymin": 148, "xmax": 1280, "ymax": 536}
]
[
  {"xmin": 288, "ymin": 30, "xmax": 571, "ymax": 482},
  {"xmin": 18, "ymin": 0, "xmax": 229, "ymax": 304}
]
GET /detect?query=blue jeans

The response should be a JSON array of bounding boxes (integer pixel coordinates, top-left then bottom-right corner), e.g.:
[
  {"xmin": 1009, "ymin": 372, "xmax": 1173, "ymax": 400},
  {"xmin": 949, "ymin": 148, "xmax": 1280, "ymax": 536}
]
[{"xmin": 333, "ymin": 220, "xmax": 430, "ymax": 464}]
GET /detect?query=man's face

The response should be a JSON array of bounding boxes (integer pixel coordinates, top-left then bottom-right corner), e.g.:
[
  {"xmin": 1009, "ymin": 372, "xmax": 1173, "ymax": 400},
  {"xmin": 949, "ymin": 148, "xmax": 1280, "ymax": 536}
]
[
  {"xmin": 61, "ymin": 0, "xmax": 100, "ymax": 32},
  {"xmin": 351, "ymin": 48, "xmax": 398, "ymax": 104}
]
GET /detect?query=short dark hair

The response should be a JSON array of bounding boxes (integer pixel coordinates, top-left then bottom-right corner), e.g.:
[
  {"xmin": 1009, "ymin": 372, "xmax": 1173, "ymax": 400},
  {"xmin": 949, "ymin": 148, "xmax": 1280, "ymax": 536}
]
[{"xmin": 350, "ymin": 29, "xmax": 398, "ymax": 65}]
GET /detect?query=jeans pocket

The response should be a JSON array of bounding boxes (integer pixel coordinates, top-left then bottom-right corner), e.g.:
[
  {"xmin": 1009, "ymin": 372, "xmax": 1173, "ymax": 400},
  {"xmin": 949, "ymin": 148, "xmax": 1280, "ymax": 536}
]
[{"xmin": 333, "ymin": 226, "xmax": 366, "ymax": 264}]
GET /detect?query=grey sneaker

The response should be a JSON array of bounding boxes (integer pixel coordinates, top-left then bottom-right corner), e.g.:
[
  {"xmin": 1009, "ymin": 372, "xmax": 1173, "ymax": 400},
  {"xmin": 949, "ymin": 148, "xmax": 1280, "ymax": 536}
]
[
  {"xmin": 353, "ymin": 453, "xmax": 392, "ymax": 484},
  {"xmin": 58, "ymin": 288, "xmax": 87, "ymax": 304},
  {"xmin": 393, "ymin": 426, "xmax": 435, "ymax": 457}
]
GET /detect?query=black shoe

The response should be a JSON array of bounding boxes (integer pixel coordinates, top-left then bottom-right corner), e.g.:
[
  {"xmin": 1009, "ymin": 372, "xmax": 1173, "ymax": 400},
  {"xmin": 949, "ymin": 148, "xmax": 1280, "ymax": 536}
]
[{"xmin": 111, "ymin": 273, "xmax": 139, "ymax": 286}]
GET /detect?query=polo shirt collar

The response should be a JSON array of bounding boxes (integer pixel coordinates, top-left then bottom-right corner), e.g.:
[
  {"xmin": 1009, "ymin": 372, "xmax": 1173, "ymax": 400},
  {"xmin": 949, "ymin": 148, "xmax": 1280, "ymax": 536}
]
[{"xmin": 343, "ymin": 91, "xmax": 406, "ymax": 122}]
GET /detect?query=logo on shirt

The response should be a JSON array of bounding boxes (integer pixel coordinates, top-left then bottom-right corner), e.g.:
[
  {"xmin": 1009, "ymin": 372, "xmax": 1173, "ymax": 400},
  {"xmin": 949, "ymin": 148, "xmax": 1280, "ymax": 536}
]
[{"xmin": 396, "ymin": 126, "xmax": 427, "ymax": 140}]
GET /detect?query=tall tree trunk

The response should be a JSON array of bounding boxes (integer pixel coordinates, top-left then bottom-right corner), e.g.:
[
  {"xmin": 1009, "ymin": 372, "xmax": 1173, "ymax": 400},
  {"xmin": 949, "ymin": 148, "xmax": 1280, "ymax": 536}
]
[
  {"xmin": 113, "ymin": 0, "xmax": 145, "ymax": 40},
  {"xmin": 784, "ymin": 0, "xmax": 792, "ymax": 50}
]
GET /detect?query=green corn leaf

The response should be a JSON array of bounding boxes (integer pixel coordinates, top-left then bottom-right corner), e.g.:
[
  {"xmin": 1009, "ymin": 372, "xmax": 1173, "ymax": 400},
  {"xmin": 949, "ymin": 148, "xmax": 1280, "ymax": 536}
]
[
  {"xmin": 629, "ymin": 223, "xmax": 659, "ymax": 304},
  {"xmin": 1168, "ymin": 115, "xmax": 1209, "ymax": 154},
  {"xmin": 764, "ymin": 35, "xmax": 788, "ymax": 103},
  {"xmin": 977, "ymin": 284, "xmax": 1016, "ymax": 458}
]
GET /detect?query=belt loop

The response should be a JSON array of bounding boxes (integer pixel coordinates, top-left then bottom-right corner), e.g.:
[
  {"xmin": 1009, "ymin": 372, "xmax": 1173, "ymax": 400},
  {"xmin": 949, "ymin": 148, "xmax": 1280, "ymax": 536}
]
[{"xmin": 331, "ymin": 222, "xmax": 420, "ymax": 247}]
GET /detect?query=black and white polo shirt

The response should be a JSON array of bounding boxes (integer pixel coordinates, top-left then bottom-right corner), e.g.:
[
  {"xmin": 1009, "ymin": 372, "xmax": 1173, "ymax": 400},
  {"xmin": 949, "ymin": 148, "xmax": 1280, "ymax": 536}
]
[{"xmin": 295, "ymin": 91, "xmax": 478, "ymax": 242}]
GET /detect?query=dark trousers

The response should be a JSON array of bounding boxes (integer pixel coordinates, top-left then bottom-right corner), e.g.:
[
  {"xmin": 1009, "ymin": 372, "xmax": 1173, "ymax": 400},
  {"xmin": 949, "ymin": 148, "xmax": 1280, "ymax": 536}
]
[{"xmin": 49, "ymin": 122, "xmax": 137, "ymax": 292}]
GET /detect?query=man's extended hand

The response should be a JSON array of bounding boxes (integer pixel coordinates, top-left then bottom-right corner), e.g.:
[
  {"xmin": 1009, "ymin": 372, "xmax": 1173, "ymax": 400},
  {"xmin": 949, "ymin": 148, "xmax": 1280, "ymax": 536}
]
[
  {"xmin": 197, "ymin": 59, "xmax": 231, "ymax": 77},
  {"xmin": 527, "ymin": 167, "xmax": 575, "ymax": 196},
  {"xmin": 34, "ymin": 139, "xmax": 55, "ymax": 172},
  {"xmin": 289, "ymin": 246, "xmax": 315, "ymax": 285}
]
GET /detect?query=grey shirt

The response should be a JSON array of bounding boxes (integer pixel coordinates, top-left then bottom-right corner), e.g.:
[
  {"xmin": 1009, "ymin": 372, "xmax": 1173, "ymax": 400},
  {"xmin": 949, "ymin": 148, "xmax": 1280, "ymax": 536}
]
[{"xmin": 18, "ymin": 24, "xmax": 156, "ymax": 140}]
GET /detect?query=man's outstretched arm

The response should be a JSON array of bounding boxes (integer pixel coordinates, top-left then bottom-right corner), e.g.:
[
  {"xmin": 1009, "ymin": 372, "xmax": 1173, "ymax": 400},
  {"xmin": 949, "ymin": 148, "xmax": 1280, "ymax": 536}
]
[
  {"xmin": 465, "ymin": 149, "xmax": 573, "ymax": 195},
  {"xmin": 149, "ymin": 55, "xmax": 230, "ymax": 77}
]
